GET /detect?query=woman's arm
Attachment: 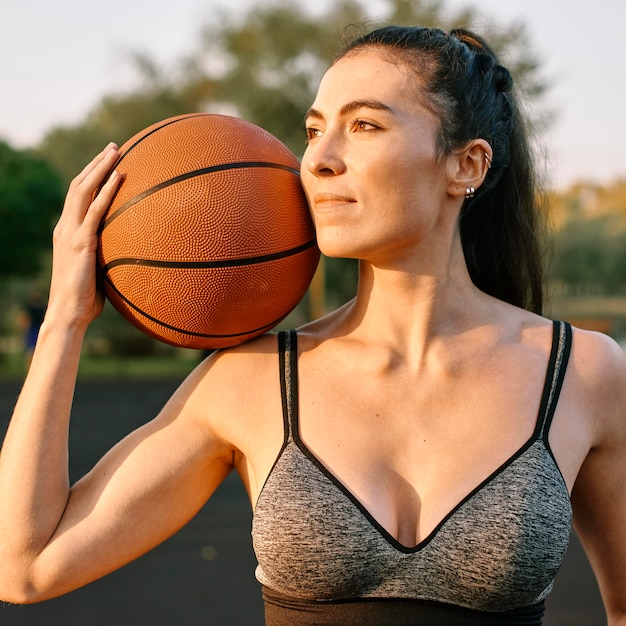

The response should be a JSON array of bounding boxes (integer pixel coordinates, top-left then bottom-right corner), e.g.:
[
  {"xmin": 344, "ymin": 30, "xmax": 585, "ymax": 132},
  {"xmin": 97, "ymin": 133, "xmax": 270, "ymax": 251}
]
[
  {"xmin": 570, "ymin": 331, "xmax": 626, "ymax": 625},
  {"xmin": 0, "ymin": 147, "xmax": 237, "ymax": 603}
]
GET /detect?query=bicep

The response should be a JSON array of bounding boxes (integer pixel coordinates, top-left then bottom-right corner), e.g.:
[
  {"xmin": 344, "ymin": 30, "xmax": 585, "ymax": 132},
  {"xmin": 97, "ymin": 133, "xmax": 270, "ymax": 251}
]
[
  {"xmin": 573, "ymin": 443, "xmax": 626, "ymax": 618},
  {"xmin": 31, "ymin": 369, "xmax": 235, "ymax": 600},
  {"xmin": 571, "ymin": 334, "xmax": 626, "ymax": 619}
]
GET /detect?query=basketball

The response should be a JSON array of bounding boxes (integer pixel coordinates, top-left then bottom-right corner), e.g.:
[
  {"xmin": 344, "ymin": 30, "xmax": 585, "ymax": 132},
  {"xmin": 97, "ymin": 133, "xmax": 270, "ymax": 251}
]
[{"xmin": 97, "ymin": 113, "xmax": 320, "ymax": 350}]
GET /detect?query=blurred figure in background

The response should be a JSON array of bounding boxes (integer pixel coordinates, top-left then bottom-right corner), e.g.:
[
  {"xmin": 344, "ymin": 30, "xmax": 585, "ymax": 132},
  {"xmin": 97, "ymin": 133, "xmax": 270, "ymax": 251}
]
[{"xmin": 20, "ymin": 289, "xmax": 46, "ymax": 368}]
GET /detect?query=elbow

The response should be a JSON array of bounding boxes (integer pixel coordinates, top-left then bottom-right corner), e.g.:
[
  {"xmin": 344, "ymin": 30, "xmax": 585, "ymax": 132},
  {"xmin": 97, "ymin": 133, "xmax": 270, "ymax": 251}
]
[
  {"xmin": 0, "ymin": 586, "xmax": 42, "ymax": 606},
  {"xmin": 0, "ymin": 566, "xmax": 49, "ymax": 605},
  {"xmin": 0, "ymin": 580, "xmax": 44, "ymax": 605}
]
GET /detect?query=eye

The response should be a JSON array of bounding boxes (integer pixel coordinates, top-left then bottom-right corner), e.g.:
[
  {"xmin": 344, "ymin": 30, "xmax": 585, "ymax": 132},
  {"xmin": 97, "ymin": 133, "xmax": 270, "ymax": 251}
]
[
  {"xmin": 351, "ymin": 119, "xmax": 378, "ymax": 132},
  {"xmin": 305, "ymin": 126, "xmax": 323, "ymax": 142}
]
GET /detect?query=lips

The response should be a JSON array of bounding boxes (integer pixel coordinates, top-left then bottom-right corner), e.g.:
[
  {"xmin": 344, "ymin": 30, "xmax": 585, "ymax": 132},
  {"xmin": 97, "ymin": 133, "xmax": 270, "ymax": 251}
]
[{"xmin": 312, "ymin": 193, "xmax": 356, "ymax": 209}]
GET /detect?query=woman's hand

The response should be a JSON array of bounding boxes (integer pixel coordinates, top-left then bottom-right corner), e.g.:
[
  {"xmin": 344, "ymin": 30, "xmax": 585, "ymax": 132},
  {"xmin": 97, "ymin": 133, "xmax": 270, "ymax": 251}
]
[{"xmin": 47, "ymin": 143, "xmax": 121, "ymax": 329}]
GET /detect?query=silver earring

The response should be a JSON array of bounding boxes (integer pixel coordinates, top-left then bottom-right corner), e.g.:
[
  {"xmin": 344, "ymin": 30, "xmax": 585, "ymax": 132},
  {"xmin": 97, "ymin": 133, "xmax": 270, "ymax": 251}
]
[
  {"xmin": 485, "ymin": 153, "xmax": 492, "ymax": 169},
  {"xmin": 465, "ymin": 186, "xmax": 475, "ymax": 199}
]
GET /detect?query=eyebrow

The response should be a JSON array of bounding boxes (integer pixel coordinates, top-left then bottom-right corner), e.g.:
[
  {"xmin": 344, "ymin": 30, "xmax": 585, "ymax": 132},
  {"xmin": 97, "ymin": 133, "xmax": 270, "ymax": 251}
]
[{"xmin": 305, "ymin": 99, "xmax": 394, "ymax": 122}]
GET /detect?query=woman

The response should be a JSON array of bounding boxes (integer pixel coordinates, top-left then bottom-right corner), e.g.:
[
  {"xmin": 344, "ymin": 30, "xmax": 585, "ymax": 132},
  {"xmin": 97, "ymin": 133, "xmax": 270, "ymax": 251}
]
[{"xmin": 0, "ymin": 26, "xmax": 624, "ymax": 625}]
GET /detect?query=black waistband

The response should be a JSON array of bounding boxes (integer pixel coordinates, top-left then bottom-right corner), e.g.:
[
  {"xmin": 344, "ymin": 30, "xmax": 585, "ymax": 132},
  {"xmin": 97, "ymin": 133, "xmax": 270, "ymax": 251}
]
[{"xmin": 262, "ymin": 587, "xmax": 545, "ymax": 626}]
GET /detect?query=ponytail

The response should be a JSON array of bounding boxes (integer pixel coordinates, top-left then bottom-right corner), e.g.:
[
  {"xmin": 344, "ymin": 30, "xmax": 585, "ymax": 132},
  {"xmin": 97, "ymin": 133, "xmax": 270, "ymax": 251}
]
[{"xmin": 337, "ymin": 26, "xmax": 546, "ymax": 313}]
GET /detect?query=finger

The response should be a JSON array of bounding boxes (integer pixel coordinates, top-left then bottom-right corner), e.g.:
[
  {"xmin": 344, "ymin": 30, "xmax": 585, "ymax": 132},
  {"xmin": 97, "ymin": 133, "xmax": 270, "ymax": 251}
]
[
  {"xmin": 77, "ymin": 146, "xmax": 120, "ymax": 199},
  {"xmin": 83, "ymin": 169, "xmax": 122, "ymax": 231},
  {"xmin": 63, "ymin": 146, "xmax": 120, "ymax": 224},
  {"xmin": 70, "ymin": 143, "xmax": 119, "ymax": 190}
]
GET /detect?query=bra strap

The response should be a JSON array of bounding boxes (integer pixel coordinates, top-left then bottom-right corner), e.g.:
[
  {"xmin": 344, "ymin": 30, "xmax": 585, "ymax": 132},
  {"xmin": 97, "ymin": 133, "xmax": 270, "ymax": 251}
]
[
  {"xmin": 278, "ymin": 329, "xmax": 299, "ymax": 442},
  {"xmin": 537, "ymin": 320, "xmax": 573, "ymax": 443}
]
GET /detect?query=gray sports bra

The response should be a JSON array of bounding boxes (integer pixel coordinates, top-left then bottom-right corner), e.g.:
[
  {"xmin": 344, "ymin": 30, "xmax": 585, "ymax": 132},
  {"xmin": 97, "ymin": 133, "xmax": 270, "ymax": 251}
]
[{"xmin": 252, "ymin": 321, "xmax": 573, "ymax": 624}]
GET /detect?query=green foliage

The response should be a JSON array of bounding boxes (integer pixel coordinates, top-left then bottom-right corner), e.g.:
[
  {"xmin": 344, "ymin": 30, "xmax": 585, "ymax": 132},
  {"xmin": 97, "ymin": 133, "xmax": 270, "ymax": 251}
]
[
  {"xmin": 38, "ymin": 65, "xmax": 218, "ymax": 186},
  {"xmin": 193, "ymin": 0, "xmax": 547, "ymax": 157},
  {"xmin": 196, "ymin": 0, "xmax": 365, "ymax": 155},
  {"xmin": 548, "ymin": 183, "xmax": 626, "ymax": 296},
  {"xmin": 0, "ymin": 141, "xmax": 63, "ymax": 277},
  {"xmin": 29, "ymin": 0, "xmax": 551, "ymax": 335},
  {"xmin": 551, "ymin": 214, "xmax": 626, "ymax": 294},
  {"xmin": 38, "ymin": 0, "xmax": 548, "ymax": 174}
]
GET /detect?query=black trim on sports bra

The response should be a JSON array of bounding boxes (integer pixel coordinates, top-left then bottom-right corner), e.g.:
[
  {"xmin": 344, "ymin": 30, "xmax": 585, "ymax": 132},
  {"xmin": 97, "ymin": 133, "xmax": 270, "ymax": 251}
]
[
  {"xmin": 538, "ymin": 321, "xmax": 573, "ymax": 446},
  {"xmin": 259, "ymin": 323, "xmax": 572, "ymax": 625},
  {"xmin": 278, "ymin": 328, "xmax": 298, "ymax": 442},
  {"xmin": 275, "ymin": 321, "xmax": 572, "ymax": 553}
]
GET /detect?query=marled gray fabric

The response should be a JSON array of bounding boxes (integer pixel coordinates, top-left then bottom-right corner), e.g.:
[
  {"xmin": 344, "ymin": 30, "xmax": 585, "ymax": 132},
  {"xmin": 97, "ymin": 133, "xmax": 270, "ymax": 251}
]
[{"xmin": 252, "ymin": 323, "xmax": 572, "ymax": 613}]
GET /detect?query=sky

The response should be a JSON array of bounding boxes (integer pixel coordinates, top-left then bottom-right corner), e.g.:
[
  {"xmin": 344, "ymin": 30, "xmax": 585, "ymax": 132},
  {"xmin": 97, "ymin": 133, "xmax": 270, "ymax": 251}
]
[{"xmin": 1, "ymin": 0, "xmax": 624, "ymax": 189}]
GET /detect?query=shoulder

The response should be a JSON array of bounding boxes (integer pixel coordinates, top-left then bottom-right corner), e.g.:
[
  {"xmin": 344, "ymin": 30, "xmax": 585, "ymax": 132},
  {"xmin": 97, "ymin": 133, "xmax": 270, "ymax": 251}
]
[
  {"xmin": 162, "ymin": 332, "xmax": 283, "ymax": 444},
  {"xmin": 568, "ymin": 325, "xmax": 626, "ymax": 406},
  {"xmin": 191, "ymin": 332, "xmax": 282, "ymax": 410},
  {"xmin": 566, "ymin": 324, "xmax": 626, "ymax": 447},
  {"xmin": 204, "ymin": 332, "xmax": 281, "ymax": 378}
]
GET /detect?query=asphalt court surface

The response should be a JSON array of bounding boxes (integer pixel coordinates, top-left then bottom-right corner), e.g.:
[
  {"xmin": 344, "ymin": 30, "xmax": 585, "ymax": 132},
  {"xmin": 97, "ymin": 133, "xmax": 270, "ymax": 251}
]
[{"xmin": 0, "ymin": 378, "xmax": 607, "ymax": 625}]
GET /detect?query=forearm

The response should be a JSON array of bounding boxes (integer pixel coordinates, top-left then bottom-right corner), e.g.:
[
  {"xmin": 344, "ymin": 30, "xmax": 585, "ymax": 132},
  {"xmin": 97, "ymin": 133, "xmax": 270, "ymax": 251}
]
[
  {"xmin": 0, "ymin": 143, "xmax": 119, "ymax": 561},
  {"xmin": 0, "ymin": 318, "xmax": 86, "ymax": 558},
  {"xmin": 0, "ymin": 145, "xmax": 126, "ymax": 602}
]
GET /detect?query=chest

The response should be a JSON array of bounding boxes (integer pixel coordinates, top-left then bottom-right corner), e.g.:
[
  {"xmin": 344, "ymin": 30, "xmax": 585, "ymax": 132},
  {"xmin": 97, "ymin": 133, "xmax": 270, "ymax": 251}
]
[{"xmin": 297, "ymin": 362, "xmax": 551, "ymax": 542}]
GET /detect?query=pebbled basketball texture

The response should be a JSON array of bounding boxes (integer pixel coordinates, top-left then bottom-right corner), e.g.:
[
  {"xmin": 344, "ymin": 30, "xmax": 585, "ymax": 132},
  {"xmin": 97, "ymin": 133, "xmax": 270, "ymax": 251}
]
[{"xmin": 97, "ymin": 113, "xmax": 320, "ymax": 350}]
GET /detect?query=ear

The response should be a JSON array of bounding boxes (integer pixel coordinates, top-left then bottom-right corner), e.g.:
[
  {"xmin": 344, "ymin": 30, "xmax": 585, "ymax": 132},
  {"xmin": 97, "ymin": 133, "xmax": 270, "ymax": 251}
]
[{"xmin": 445, "ymin": 139, "xmax": 493, "ymax": 199}]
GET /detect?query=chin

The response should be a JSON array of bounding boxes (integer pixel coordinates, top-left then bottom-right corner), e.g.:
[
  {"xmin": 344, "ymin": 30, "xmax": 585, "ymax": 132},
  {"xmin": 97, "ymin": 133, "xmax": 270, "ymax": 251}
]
[
  {"xmin": 312, "ymin": 224, "xmax": 353, "ymax": 254},
  {"xmin": 316, "ymin": 238, "xmax": 359, "ymax": 260}
]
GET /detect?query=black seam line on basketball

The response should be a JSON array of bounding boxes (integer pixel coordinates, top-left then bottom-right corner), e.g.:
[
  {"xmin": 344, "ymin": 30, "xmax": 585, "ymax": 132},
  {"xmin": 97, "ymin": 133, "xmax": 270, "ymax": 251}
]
[
  {"xmin": 101, "ymin": 239, "xmax": 317, "ymax": 272},
  {"xmin": 113, "ymin": 114, "xmax": 208, "ymax": 171},
  {"xmin": 97, "ymin": 115, "xmax": 209, "ymax": 199},
  {"xmin": 102, "ymin": 274, "xmax": 285, "ymax": 339},
  {"xmin": 101, "ymin": 161, "xmax": 302, "ymax": 230}
]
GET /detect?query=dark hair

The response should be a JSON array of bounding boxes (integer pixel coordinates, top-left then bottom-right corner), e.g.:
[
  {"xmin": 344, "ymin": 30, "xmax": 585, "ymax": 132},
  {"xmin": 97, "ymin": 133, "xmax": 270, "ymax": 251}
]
[{"xmin": 336, "ymin": 26, "xmax": 545, "ymax": 314}]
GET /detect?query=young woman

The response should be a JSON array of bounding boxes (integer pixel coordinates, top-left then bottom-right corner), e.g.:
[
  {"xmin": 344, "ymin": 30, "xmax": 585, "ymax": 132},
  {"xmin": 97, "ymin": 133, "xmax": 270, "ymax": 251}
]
[{"xmin": 0, "ymin": 26, "xmax": 625, "ymax": 625}]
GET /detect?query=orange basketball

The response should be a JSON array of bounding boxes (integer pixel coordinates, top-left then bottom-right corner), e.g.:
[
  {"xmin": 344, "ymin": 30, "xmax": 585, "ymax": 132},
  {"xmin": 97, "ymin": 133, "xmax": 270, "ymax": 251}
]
[{"xmin": 97, "ymin": 113, "xmax": 319, "ymax": 350}]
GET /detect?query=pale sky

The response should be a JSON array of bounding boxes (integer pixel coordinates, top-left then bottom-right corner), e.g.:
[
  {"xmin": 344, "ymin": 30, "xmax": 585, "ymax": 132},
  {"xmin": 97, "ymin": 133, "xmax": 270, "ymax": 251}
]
[{"xmin": 1, "ymin": 0, "xmax": 624, "ymax": 189}]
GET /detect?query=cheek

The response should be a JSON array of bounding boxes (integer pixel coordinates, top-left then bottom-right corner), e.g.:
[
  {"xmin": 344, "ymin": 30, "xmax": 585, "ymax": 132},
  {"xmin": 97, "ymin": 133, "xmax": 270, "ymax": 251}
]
[
  {"xmin": 376, "ymin": 142, "xmax": 422, "ymax": 179},
  {"xmin": 299, "ymin": 162, "xmax": 316, "ymax": 205},
  {"xmin": 387, "ymin": 148, "xmax": 442, "ymax": 197}
]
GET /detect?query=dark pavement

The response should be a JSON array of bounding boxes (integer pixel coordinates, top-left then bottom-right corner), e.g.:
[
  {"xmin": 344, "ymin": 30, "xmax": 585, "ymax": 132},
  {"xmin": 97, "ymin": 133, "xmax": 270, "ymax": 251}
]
[{"xmin": 0, "ymin": 378, "xmax": 607, "ymax": 625}]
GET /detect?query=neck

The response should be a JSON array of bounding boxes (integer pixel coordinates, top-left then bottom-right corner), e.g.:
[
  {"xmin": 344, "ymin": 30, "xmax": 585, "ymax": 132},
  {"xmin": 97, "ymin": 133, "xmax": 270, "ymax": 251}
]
[{"xmin": 336, "ymin": 236, "xmax": 491, "ymax": 361}]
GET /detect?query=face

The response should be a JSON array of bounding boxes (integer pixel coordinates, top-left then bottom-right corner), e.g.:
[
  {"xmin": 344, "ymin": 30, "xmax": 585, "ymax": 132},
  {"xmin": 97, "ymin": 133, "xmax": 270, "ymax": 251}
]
[{"xmin": 301, "ymin": 48, "xmax": 454, "ymax": 267}]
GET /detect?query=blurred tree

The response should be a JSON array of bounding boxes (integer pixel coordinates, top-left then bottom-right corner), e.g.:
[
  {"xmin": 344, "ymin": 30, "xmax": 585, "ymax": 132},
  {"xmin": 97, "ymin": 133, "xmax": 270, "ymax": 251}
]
[
  {"xmin": 38, "ymin": 57, "xmax": 219, "ymax": 186},
  {"xmin": 548, "ymin": 181, "xmax": 626, "ymax": 296},
  {"xmin": 34, "ymin": 0, "xmax": 551, "ymax": 334},
  {"xmin": 562, "ymin": 180, "xmax": 626, "ymax": 224},
  {"xmin": 195, "ymin": 0, "xmax": 366, "ymax": 154},
  {"xmin": 0, "ymin": 141, "xmax": 63, "ymax": 278},
  {"xmin": 195, "ymin": 0, "xmax": 549, "ymax": 157},
  {"xmin": 550, "ymin": 213, "xmax": 626, "ymax": 295},
  {"xmin": 38, "ymin": 0, "xmax": 549, "ymax": 183}
]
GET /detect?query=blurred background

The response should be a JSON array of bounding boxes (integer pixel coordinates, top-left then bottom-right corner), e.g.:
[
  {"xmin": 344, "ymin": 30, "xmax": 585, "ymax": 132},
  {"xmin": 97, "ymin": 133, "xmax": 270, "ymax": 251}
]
[
  {"xmin": 1, "ymin": 0, "xmax": 626, "ymax": 375},
  {"xmin": 0, "ymin": 0, "xmax": 622, "ymax": 623}
]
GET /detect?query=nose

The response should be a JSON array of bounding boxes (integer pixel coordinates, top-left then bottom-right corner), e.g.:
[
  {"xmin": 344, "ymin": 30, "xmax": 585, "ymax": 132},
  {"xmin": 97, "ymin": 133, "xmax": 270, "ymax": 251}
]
[{"xmin": 302, "ymin": 133, "xmax": 346, "ymax": 177}]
